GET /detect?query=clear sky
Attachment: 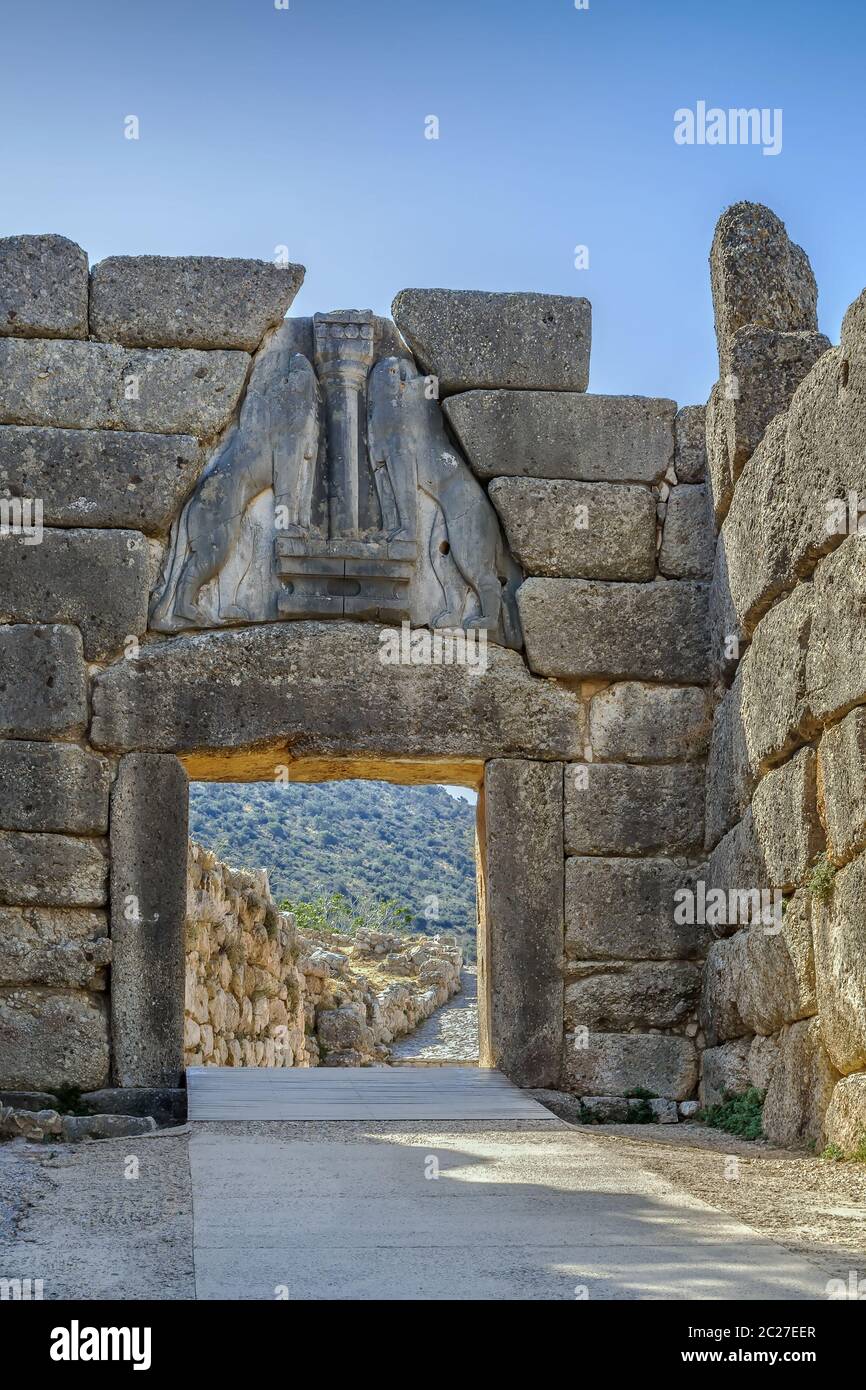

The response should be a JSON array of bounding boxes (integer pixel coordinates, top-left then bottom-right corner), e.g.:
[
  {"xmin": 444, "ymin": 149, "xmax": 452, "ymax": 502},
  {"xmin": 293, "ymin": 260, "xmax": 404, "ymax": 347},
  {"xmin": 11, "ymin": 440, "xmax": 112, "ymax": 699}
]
[{"xmin": 2, "ymin": 0, "xmax": 863, "ymax": 406}]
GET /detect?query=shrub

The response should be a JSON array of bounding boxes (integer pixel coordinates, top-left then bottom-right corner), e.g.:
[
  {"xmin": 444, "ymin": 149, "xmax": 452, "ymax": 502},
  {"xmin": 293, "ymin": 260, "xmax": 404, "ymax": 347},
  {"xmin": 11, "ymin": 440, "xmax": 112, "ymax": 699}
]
[{"xmin": 699, "ymin": 1087, "xmax": 764, "ymax": 1140}]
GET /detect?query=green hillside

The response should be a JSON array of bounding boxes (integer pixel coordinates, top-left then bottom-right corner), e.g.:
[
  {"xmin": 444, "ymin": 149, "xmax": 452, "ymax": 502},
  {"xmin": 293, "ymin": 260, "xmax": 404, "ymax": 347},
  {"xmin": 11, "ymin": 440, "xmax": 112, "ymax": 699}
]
[{"xmin": 189, "ymin": 780, "xmax": 478, "ymax": 957}]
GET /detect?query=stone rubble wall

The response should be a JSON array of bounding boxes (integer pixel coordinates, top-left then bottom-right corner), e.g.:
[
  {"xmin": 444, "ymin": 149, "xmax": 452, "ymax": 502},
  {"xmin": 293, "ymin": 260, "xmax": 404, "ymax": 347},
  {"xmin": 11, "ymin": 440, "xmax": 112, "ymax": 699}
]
[
  {"xmin": 184, "ymin": 841, "xmax": 462, "ymax": 1069},
  {"xmin": 702, "ymin": 202, "xmax": 866, "ymax": 1154}
]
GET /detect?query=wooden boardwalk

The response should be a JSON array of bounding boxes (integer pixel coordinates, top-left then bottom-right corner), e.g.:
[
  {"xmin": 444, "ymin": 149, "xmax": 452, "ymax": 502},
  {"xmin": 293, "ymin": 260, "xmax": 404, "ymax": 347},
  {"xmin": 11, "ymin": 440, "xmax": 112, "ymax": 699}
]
[{"xmin": 186, "ymin": 1065, "xmax": 554, "ymax": 1122}]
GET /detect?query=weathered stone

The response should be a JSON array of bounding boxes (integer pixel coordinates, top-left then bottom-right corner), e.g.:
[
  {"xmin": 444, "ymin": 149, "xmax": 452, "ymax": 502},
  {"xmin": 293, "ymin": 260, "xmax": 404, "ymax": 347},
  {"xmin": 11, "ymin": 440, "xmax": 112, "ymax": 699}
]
[
  {"xmin": 0, "ymin": 832, "xmax": 108, "ymax": 906},
  {"xmin": 443, "ymin": 391, "xmax": 674, "ymax": 483},
  {"xmin": 0, "ymin": 624, "xmax": 87, "ymax": 739},
  {"xmin": 0, "ymin": 426, "xmax": 201, "ymax": 533},
  {"xmin": 659, "ymin": 484, "xmax": 714, "ymax": 580},
  {"xmin": 488, "ymin": 478, "xmax": 655, "ymax": 580},
  {"xmin": 717, "ymin": 328, "xmax": 830, "ymax": 482},
  {"xmin": 762, "ymin": 1017, "xmax": 839, "ymax": 1148},
  {"xmin": 564, "ymin": 961, "xmax": 701, "ymax": 1031},
  {"xmin": 808, "ymin": 537, "xmax": 866, "ymax": 725},
  {"xmin": 565, "ymin": 857, "xmax": 711, "ymax": 961},
  {"xmin": 649, "ymin": 1098, "xmax": 679, "ymax": 1123},
  {"xmin": 818, "ymin": 708, "xmax": 866, "ymax": 864},
  {"xmin": 518, "ymin": 578, "xmax": 709, "ymax": 683},
  {"xmin": 739, "ymin": 585, "xmax": 815, "ymax": 773},
  {"xmin": 0, "ymin": 1089, "xmax": 58, "ymax": 1111},
  {"xmin": 316, "ymin": 1006, "xmax": 374, "ymax": 1057},
  {"xmin": 90, "ymin": 255, "xmax": 304, "ymax": 350},
  {"xmin": 0, "ymin": 742, "xmax": 111, "ymax": 833},
  {"xmin": 82, "ymin": 1086, "xmax": 187, "ymax": 1126},
  {"xmin": 749, "ymin": 1033, "xmax": 780, "ymax": 1092},
  {"xmin": 110, "ymin": 753, "xmax": 188, "ymax": 1087},
  {"xmin": 674, "ymin": 405, "xmax": 706, "ymax": 483},
  {"xmin": 564, "ymin": 761, "xmax": 704, "ymax": 856},
  {"xmin": 570, "ymin": 1094, "xmax": 631, "ymax": 1123},
  {"xmin": 704, "ymin": 668, "xmax": 753, "ymax": 849},
  {"xmin": 562, "ymin": 1032, "xmax": 697, "ymax": 1101},
  {"xmin": 60, "ymin": 1112, "xmax": 157, "ymax": 1141},
  {"xmin": 392, "ymin": 289, "xmax": 591, "ymax": 393},
  {"xmin": 700, "ymin": 891, "xmax": 815, "ymax": 1045},
  {"xmin": 91, "ymin": 622, "xmax": 586, "ymax": 762},
  {"xmin": 811, "ymin": 854, "xmax": 866, "ymax": 1075},
  {"xmin": 752, "ymin": 749, "xmax": 823, "ymax": 891},
  {"xmin": 588, "ymin": 682, "xmax": 710, "ymax": 763},
  {"xmin": 0, "ymin": 907, "xmax": 110, "ymax": 989},
  {"xmin": 715, "ymin": 414, "xmax": 790, "ymax": 636},
  {"xmin": 700, "ymin": 1038, "xmax": 752, "ymax": 1107},
  {"xmin": 710, "ymin": 203, "xmax": 819, "ymax": 370},
  {"xmin": 0, "ymin": 337, "xmax": 249, "ymax": 437},
  {"xmin": 705, "ymin": 381, "xmax": 734, "ymax": 523},
  {"xmin": 0, "ymin": 987, "xmax": 110, "ymax": 1091},
  {"xmin": 705, "ymin": 809, "xmax": 768, "ymax": 926},
  {"xmin": 0, "ymin": 234, "xmax": 88, "ymax": 339},
  {"xmin": 822, "ymin": 1074, "xmax": 866, "ymax": 1156},
  {"xmin": 483, "ymin": 760, "xmax": 563, "ymax": 1087},
  {"xmin": 0, "ymin": 527, "xmax": 150, "ymax": 660}
]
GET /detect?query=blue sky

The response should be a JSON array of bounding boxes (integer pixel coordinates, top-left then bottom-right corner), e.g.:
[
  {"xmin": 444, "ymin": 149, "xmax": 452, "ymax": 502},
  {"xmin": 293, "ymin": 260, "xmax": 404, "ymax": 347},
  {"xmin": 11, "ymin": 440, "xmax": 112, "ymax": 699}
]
[{"xmin": 2, "ymin": 0, "xmax": 863, "ymax": 405}]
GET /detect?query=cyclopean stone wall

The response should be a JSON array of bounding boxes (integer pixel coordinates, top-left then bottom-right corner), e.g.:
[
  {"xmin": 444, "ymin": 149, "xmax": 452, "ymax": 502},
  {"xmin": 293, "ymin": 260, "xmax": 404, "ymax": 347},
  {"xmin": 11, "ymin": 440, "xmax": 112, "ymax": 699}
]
[
  {"xmin": 0, "ymin": 233, "xmax": 713, "ymax": 1107},
  {"xmin": 184, "ymin": 840, "xmax": 462, "ymax": 1069},
  {"xmin": 703, "ymin": 203, "xmax": 866, "ymax": 1155}
]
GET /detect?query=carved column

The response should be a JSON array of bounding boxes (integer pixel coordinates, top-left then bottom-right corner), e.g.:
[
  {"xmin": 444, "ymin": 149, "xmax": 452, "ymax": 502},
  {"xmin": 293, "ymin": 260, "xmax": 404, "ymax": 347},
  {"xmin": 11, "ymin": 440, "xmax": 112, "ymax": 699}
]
[{"xmin": 313, "ymin": 310, "xmax": 376, "ymax": 537}]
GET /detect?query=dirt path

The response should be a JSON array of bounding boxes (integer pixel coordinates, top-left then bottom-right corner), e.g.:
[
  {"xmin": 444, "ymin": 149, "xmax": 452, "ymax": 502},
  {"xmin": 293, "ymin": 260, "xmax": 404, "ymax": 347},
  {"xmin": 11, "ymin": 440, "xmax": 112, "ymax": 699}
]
[{"xmin": 389, "ymin": 966, "xmax": 479, "ymax": 1061}]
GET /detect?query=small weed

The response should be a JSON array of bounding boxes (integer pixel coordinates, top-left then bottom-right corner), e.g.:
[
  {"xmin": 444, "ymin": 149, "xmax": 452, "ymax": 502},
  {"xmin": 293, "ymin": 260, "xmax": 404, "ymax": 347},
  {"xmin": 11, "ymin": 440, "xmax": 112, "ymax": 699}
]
[
  {"xmin": 808, "ymin": 853, "xmax": 837, "ymax": 901},
  {"xmin": 699, "ymin": 1087, "xmax": 764, "ymax": 1140},
  {"xmin": 821, "ymin": 1142, "xmax": 845, "ymax": 1161},
  {"xmin": 50, "ymin": 1086, "xmax": 93, "ymax": 1117},
  {"xmin": 625, "ymin": 1087, "xmax": 657, "ymax": 1125}
]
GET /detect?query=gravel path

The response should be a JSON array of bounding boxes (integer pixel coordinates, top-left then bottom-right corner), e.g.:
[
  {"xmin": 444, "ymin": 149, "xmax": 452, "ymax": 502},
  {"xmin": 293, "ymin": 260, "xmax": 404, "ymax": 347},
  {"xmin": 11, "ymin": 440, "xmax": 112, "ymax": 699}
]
[{"xmin": 389, "ymin": 966, "xmax": 479, "ymax": 1061}]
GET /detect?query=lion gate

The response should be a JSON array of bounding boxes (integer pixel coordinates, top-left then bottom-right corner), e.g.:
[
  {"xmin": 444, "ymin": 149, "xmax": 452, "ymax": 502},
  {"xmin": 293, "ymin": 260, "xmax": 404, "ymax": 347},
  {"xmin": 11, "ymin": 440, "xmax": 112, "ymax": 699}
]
[{"xmin": 0, "ymin": 238, "xmax": 712, "ymax": 1111}]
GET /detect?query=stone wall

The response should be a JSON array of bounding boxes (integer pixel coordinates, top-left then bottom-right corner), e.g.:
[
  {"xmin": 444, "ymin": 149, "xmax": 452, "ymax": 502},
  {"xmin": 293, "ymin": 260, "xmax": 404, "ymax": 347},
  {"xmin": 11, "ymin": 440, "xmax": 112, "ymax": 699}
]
[
  {"xmin": 184, "ymin": 842, "xmax": 462, "ymax": 1068},
  {"xmin": 702, "ymin": 203, "xmax": 866, "ymax": 1154},
  {"xmin": 0, "ymin": 227, "xmax": 779, "ymax": 1117}
]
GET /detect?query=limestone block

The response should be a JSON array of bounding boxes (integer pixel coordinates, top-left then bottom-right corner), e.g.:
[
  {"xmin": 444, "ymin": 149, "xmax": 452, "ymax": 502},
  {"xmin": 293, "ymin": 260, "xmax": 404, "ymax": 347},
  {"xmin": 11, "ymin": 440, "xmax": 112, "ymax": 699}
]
[
  {"xmin": 0, "ymin": 426, "xmax": 201, "ymax": 533},
  {"xmin": 0, "ymin": 907, "xmax": 110, "ymax": 989},
  {"xmin": 818, "ymin": 708, "xmax": 866, "ymax": 864},
  {"xmin": 518, "ymin": 578, "xmax": 709, "ymax": 683},
  {"xmin": 564, "ymin": 961, "xmax": 701, "ymax": 1031},
  {"xmin": 0, "ymin": 624, "xmax": 87, "ymax": 739},
  {"xmin": 808, "ymin": 537, "xmax": 866, "ymax": 724},
  {"xmin": 90, "ymin": 621, "xmax": 586, "ymax": 761},
  {"xmin": 392, "ymin": 289, "xmax": 591, "ymax": 393},
  {"xmin": 762, "ymin": 1017, "xmax": 839, "ymax": 1148},
  {"xmin": 700, "ymin": 891, "xmax": 815, "ymax": 1044},
  {"xmin": 0, "ymin": 741, "xmax": 111, "ymax": 833},
  {"xmin": 739, "ymin": 584, "xmax": 815, "ymax": 773},
  {"xmin": 483, "ymin": 760, "xmax": 563, "ymax": 1087},
  {"xmin": 444, "ymin": 391, "xmax": 675, "ymax": 483},
  {"xmin": 822, "ymin": 1074, "xmax": 866, "ymax": 1156},
  {"xmin": 700, "ymin": 1038, "xmax": 752, "ymax": 1107},
  {"xmin": 110, "ymin": 753, "xmax": 188, "ymax": 1086},
  {"xmin": 0, "ymin": 831, "xmax": 108, "ymax": 906},
  {"xmin": 90, "ymin": 255, "xmax": 304, "ymax": 350},
  {"xmin": 709, "ymin": 203, "xmax": 819, "ymax": 370},
  {"xmin": 564, "ymin": 761, "xmax": 704, "ymax": 856},
  {"xmin": 0, "ymin": 987, "xmax": 110, "ymax": 1091},
  {"xmin": 704, "ymin": 669, "xmax": 753, "ymax": 849},
  {"xmin": 716, "ymin": 414, "xmax": 790, "ymax": 636},
  {"xmin": 706, "ymin": 381, "xmax": 734, "ymax": 523},
  {"xmin": 705, "ymin": 810, "xmax": 767, "ymax": 922},
  {"xmin": 488, "ymin": 477, "xmax": 655, "ymax": 580},
  {"xmin": 562, "ymin": 1032, "xmax": 697, "ymax": 1101},
  {"xmin": 749, "ymin": 1033, "xmax": 780, "ymax": 1092},
  {"xmin": 811, "ymin": 854, "xmax": 866, "ymax": 1075},
  {"xmin": 588, "ymin": 682, "xmax": 710, "ymax": 762},
  {"xmin": 565, "ymin": 857, "xmax": 711, "ymax": 961},
  {"xmin": 0, "ymin": 234, "xmax": 88, "ymax": 339},
  {"xmin": 659, "ymin": 484, "xmax": 714, "ymax": 580},
  {"xmin": 674, "ymin": 405, "xmax": 707, "ymax": 483},
  {"xmin": 752, "ymin": 749, "xmax": 823, "ymax": 891},
  {"xmin": 0, "ymin": 527, "xmax": 150, "ymax": 660},
  {"xmin": 0, "ymin": 337, "xmax": 249, "ymax": 437},
  {"xmin": 717, "ymin": 328, "xmax": 830, "ymax": 483}
]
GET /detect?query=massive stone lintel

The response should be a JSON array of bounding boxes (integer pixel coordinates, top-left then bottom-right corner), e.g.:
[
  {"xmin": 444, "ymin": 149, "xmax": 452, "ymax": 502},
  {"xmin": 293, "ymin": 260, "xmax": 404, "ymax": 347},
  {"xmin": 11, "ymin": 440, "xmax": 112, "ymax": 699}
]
[{"xmin": 90, "ymin": 622, "xmax": 585, "ymax": 761}]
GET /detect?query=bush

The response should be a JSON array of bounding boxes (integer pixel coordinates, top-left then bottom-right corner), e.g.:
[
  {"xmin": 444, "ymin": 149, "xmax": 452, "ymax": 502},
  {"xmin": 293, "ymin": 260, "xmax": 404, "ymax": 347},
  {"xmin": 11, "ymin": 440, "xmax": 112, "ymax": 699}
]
[{"xmin": 698, "ymin": 1087, "xmax": 764, "ymax": 1140}]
